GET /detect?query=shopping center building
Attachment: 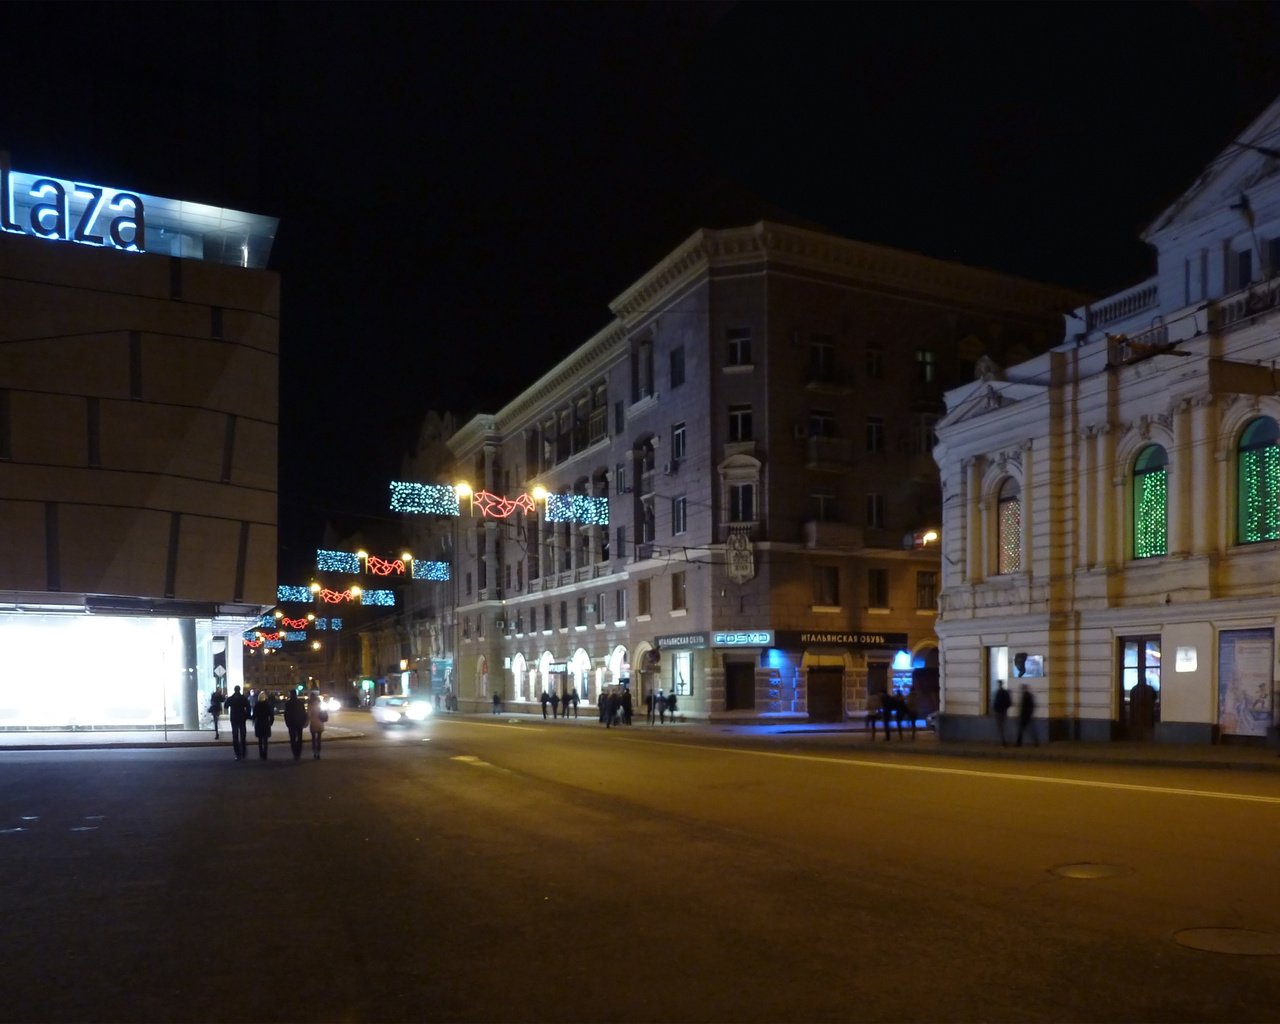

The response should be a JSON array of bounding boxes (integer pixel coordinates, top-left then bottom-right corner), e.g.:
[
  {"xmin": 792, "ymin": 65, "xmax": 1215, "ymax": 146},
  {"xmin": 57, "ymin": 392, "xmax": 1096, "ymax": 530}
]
[{"xmin": 0, "ymin": 157, "xmax": 279, "ymax": 730}]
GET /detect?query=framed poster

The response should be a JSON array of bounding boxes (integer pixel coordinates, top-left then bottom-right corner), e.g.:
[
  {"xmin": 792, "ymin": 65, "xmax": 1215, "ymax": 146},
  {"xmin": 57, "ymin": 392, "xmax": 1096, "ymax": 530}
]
[{"xmin": 1218, "ymin": 629, "xmax": 1275, "ymax": 737}]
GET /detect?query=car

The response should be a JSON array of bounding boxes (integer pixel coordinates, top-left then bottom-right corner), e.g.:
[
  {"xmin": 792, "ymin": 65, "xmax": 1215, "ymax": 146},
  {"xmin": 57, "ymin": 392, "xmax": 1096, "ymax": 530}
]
[{"xmin": 371, "ymin": 694, "xmax": 432, "ymax": 727}]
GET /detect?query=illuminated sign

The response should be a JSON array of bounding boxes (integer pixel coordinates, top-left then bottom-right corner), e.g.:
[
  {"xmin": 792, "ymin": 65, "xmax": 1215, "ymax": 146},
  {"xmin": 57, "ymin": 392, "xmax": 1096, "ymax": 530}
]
[
  {"xmin": 713, "ymin": 630, "xmax": 774, "ymax": 647},
  {"xmin": 1, "ymin": 165, "xmax": 276, "ymax": 268},
  {"xmin": 656, "ymin": 633, "xmax": 709, "ymax": 650},
  {"xmin": 775, "ymin": 630, "xmax": 908, "ymax": 649}
]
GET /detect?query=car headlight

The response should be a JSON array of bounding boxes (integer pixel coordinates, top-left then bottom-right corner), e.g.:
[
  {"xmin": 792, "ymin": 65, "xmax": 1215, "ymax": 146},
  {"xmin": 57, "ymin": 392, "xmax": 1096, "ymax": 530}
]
[{"xmin": 407, "ymin": 704, "xmax": 430, "ymax": 721}]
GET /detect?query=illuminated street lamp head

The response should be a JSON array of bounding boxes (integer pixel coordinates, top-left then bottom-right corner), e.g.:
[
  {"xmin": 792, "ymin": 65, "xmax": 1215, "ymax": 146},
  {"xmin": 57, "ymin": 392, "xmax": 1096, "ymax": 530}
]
[
  {"xmin": 350, "ymin": 585, "xmax": 362, "ymax": 597},
  {"xmin": 454, "ymin": 482, "xmax": 472, "ymax": 498},
  {"xmin": 531, "ymin": 485, "xmax": 548, "ymax": 502},
  {"xmin": 311, "ymin": 641, "xmax": 322, "ymax": 651},
  {"xmin": 922, "ymin": 530, "xmax": 939, "ymax": 545},
  {"xmin": 273, "ymin": 610, "xmax": 283, "ymax": 619},
  {"xmin": 356, "ymin": 549, "xmax": 368, "ymax": 561},
  {"xmin": 309, "ymin": 581, "xmax": 321, "ymax": 593},
  {"xmin": 400, "ymin": 551, "xmax": 412, "ymax": 562}
]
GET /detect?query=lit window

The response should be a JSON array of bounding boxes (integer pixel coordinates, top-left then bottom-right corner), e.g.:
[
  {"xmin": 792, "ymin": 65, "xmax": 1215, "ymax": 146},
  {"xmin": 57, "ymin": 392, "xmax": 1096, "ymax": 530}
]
[
  {"xmin": 1133, "ymin": 445, "xmax": 1168, "ymax": 558},
  {"xmin": 997, "ymin": 478, "xmax": 1022, "ymax": 573},
  {"xmin": 1238, "ymin": 416, "xmax": 1280, "ymax": 543}
]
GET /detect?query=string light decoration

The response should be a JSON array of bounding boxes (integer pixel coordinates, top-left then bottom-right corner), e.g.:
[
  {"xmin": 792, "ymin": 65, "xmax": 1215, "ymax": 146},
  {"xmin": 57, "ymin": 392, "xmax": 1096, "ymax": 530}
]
[
  {"xmin": 544, "ymin": 494, "xmax": 609, "ymax": 525},
  {"xmin": 413, "ymin": 560, "xmax": 450, "ymax": 581},
  {"xmin": 366, "ymin": 554, "xmax": 407, "ymax": 576},
  {"xmin": 264, "ymin": 639, "xmax": 283, "ymax": 650},
  {"xmin": 330, "ymin": 618, "xmax": 343, "ymax": 630},
  {"xmin": 256, "ymin": 615, "xmax": 275, "ymax": 629},
  {"xmin": 1133, "ymin": 446, "xmax": 1168, "ymax": 558},
  {"xmin": 390, "ymin": 481, "xmax": 459, "ymax": 516},
  {"xmin": 997, "ymin": 492, "xmax": 1021, "ymax": 574},
  {"xmin": 281, "ymin": 616, "xmax": 308, "ymax": 629},
  {"xmin": 362, "ymin": 589, "xmax": 395, "ymax": 606},
  {"xmin": 314, "ymin": 618, "xmax": 326, "ymax": 630},
  {"xmin": 473, "ymin": 489, "xmax": 535, "ymax": 518},
  {"xmin": 1239, "ymin": 419, "xmax": 1280, "ymax": 543},
  {"xmin": 317, "ymin": 588, "xmax": 355, "ymax": 604},
  {"xmin": 284, "ymin": 631, "xmax": 308, "ymax": 642},
  {"xmin": 277, "ymin": 585, "xmax": 312, "ymax": 603},
  {"xmin": 317, "ymin": 549, "xmax": 361, "ymax": 573},
  {"xmin": 243, "ymin": 638, "xmax": 262, "ymax": 648}
]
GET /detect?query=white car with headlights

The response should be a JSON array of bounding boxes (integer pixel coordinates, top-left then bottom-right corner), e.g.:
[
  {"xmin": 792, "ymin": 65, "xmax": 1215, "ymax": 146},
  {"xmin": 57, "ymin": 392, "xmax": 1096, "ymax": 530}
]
[{"xmin": 371, "ymin": 694, "xmax": 432, "ymax": 727}]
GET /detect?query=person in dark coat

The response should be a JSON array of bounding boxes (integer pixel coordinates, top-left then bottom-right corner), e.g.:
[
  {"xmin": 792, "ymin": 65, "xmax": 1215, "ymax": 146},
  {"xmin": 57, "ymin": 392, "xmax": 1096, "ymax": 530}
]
[
  {"xmin": 540, "ymin": 690, "xmax": 550, "ymax": 719},
  {"xmin": 308, "ymin": 689, "xmax": 327, "ymax": 759},
  {"xmin": 252, "ymin": 692, "xmax": 275, "ymax": 759},
  {"xmin": 598, "ymin": 690, "xmax": 610, "ymax": 724},
  {"xmin": 569, "ymin": 687, "xmax": 579, "ymax": 719},
  {"xmin": 209, "ymin": 688, "xmax": 225, "ymax": 738},
  {"xmin": 992, "ymin": 680, "xmax": 1012, "ymax": 746},
  {"xmin": 1016, "ymin": 684, "xmax": 1039, "ymax": 747},
  {"xmin": 605, "ymin": 690, "xmax": 619, "ymax": 728},
  {"xmin": 666, "ymin": 692, "xmax": 678, "ymax": 722},
  {"xmin": 551, "ymin": 691, "xmax": 561, "ymax": 719},
  {"xmin": 621, "ymin": 688, "xmax": 633, "ymax": 725},
  {"xmin": 283, "ymin": 690, "xmax": 308, "ymax": 760},
  {"xmin": 225, "ymin": 685, "xmax": 250, "ymax": 760},
  {"xmin": 645, "ymin": 691, "xmax": 656, "ymax": 724},
  {"xmin": 657, "ymin": 688, "xmax": 667, "ymax": 724}
]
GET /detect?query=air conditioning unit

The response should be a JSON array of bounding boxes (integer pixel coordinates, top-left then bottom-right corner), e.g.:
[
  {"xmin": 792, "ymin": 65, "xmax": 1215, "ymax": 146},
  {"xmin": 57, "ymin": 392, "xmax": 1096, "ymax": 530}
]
[{"xmin": 494, "ymin": 618, "xmax": 506, "ymax": 630}]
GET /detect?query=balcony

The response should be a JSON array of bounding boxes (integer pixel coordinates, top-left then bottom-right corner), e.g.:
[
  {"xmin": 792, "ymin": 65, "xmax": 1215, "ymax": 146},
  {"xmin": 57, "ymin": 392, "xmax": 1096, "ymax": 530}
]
[
  {"xmin": 803, "ymin": 520, "xmax": 864, "ymax": 550},
  {"xmin": 803, "ymin": 364, "xmax": 855, "ymax": 394},
  {"xmin": 804, "ymin": 435, "xmax": 854, "ymax": 471}
]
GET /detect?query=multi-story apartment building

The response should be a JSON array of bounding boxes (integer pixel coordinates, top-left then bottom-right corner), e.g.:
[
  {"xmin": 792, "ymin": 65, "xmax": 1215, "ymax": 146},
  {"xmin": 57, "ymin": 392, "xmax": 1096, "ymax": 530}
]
[
  {"xmin": 433, "ymin": 222, "xmax": 1084, "ymax": 720},
  {"xmin": 933, "ymin": 95, "xmax": 1280, "ymax": 745},
  {"xmin": 0, "ymin": 157, "xmax": 279, "ymax": 730}
]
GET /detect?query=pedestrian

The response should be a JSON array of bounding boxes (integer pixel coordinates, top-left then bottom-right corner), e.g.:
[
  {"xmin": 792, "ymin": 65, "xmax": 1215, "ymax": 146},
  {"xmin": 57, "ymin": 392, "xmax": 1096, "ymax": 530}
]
[
  {"xmin": 605, "ymin": 689, "xmax": 619, "ymax": 728},
  {"xmin": 569, "ymin": 687, "xmax": 579, "ymax": 718},
  {"xmin": 209, "ymin": 687, "xmax": 225, "ymax": 738},
  {"xmin": 225, "ymin": 685, "xmax": 250, "ymax": 760},
  {"xmin": 1016, "ymin": 683, "xmax": 1039, "ymax": 747},
  {"xmin": 992, "ymin": 679, "xmax": 1012, "ymax": 746},
  {"xmin": 492, "ymin": 692, "xmax": 502, "ymax": 715},
  {"xmin": 645, "ymin": 690, "xmax": 656, "ymax": 724},
  {"xmin": 657, "ymin": 688, "xmax": 666, "ymax": 724},
  {"xmin": 308, "ymin": 689, "xmax": 328, "ymax": 759},
  {"xmin": 666, "ymin": 691, "xmax": 678, "ymax": 722},
  {"xmin": 598, "ymin": 690, "xmax": 609, "ymax": 724},
  {"xmin": 252, "ymin": 691, "xmax": 275, "ymax": 759},
  {"xmin": 621, "ymin": 688, "xmax": 633, "ymax": 726},
  {"xmin": 551, "ymin": 690, "xmax": 561, "ymax": 719},
  {"xmin": 540, "ymin": 690, "xmax": 550, "ymax": 719},
  {"xmin": 283, "ymin": 690, "xmax": 307, "ymax": 760}
]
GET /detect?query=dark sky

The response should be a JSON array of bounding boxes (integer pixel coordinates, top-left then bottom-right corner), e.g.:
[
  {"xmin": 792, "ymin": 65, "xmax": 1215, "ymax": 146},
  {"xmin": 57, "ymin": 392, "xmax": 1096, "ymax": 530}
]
[{"xmin": 5, "ymin": 2, "xmax": 1280, "ymax": 580}]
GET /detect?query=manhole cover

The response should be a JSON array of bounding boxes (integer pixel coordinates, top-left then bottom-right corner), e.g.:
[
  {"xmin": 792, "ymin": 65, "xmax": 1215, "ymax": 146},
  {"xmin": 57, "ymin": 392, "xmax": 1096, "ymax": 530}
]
[
  {"xmin": 1050, "ymin": 862, "xmax": 1133, "ymax": 879},
  {"xmin": 1174, "ymin": 928, "xmax": 1280, "ymax": 956}
]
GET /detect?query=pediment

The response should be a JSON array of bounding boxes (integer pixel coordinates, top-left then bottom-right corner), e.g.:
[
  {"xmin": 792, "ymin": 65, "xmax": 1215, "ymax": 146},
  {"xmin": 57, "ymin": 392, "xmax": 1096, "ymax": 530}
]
[{"xmin": 1144, "ymin": 95, "xmax": 1280, "ymax": 240}]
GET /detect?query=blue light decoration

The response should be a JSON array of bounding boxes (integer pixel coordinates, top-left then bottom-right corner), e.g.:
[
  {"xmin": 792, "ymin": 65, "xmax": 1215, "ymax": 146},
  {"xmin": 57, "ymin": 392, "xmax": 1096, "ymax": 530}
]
[
  {"xmin": 284, "ymin": 631, "xmax": 308, "ymax": 642},
  {"xmin": 264, "ymin": 639, "xmax": 283, "ymax": 650},
  {"xmin": 242, "ymin": 629, "xmax": 258, "ymax": 641},
  {"xmin": 256, "ymin": 615, "xmax": 275, "ymax": 629},
  {"xmin": 314, "ymin": 619, "xmax": 327, "ymax": 630},
  {"xmin": 545, "ymin": 494, "xmax": 609, "ymax": 525},
  {"xmin": 390, "ymin": 481, "xmax": 460, "ymax": 516},
  {"xmin": 330, "ymin": 618, "xmax": 343, "ymax": 631},
  {"xmin": 362, "ymin": 590, "xmax": 395, "ymax": 607},
  {"xmin": 413, "ymin": 560, "xmax": 450, "ymax": 581},
  {"xmin": 277, "ymin": 585, "xmax": 312, "ymax": 603},
  {"xmin": 317, "ymin": 549, "xmax": 361, "ymax": 573}
]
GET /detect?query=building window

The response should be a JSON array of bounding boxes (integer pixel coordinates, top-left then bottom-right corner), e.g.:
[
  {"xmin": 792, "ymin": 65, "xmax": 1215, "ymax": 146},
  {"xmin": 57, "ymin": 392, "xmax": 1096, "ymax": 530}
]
[
  {"xmin": 866, "ymin": 344, "xmax": 883, "ymax": 379},
  {"xmin": 866, "ymin": 493, "xmax": 885, "ymax": 529},
  {"xmin": 812, "ymin": 490, "xmax": 838, "ymax": 522},
  {"xmin": 727, "ymin": 327, "xmax": 752, "ymax": 366},
  {"xmin": 808, "ymin": 335, "xmax": 835, "ymax": 380},
  {"xmin": 529, "ymin": 607, "xmax": 538, "ymax": 633},
  {"xmin": 633, "ymin": 338, "xmax": 654, "ymax": 401},
  {"xmin": 642, "ymin": 498, "xmax": 656, "ymax": 543},
  {"xmin": 671, "ymin": 571, "xmax": 687, "ymax": 611},
  {"xmin": 812, "ymin": 565, "xmax": 839, "ymax": 606},
  {"xmin": 465, "ymin": 572, "xmax": 473, "ymax": 597},
  {"xmin": 916, "ymin": 570, "xmax": 937, "ymax": 611},
  {"xmin": 729, "ymin": 404, "xmax": 753, "ymax": 442},
  {"xmin": 808, "ymin": 409, "xmax": 836, "ymax": 437},
  {"xmin": 638, "ymin": 578, "xmax": 651, "ymax": 617},
  {"xmin": 615, "ymin": 463, "xmax": 628, "ymax": 494},
  {"xmin": 865, "ymin": 416, "xmax": 884, "ymax": 453},
  {"xmin": 729, "ymin": 482, "xmax": 756, "ymax": 523},
  {"xmin": 615, "ymin": 401, "xmax": 625, "ymax": 434},
  {"xmin": 559, "ymin": 601, "xmax": 568, "ymax": 629},
  {"xmin": 915, "ymin": 349, "xmax": 936, "ymax": 383},
  {"xmin": 997, "ymin": 477, "xmax": 1022, "ymax": 573},
  {"xmin": 616, "ymin": 524, "xmax": 627, "ymax": 560},
  {"xmin": 672, "ymin": 495, "xmax": 687, "ymax": 535},
  {"xmin": 615, "ymin": 587, "xmax": 628, "ymax": 622},
  {"xmin": 868, "ymin": 567, "xmax": 889, "ymax": 608},
  {"xmin": 673, "ymin": 650, "xmax": 693, "ymax": 696},
  {"xmin": 1238, "ymin": 416, "xmax": 1280, "ymax": 543},
  {"xmin": 671, "ymin": 422, "xmax": 686, "ymax": 463},
  {"xmin": 911, "ymin": 413, "xmax": 938, "ymax": 454},
  {"xmin": 1133, "ymin": 444, "xmax": 1168, "ymax": 558},
  {"xmin": 576, "ymin": 596, "xmax": 586, "ymax": 627},
  {"xmin": 670, "ymin": 345, "xmax": 685, "ymax": 389},
  {"xmin": 544, "ymin": 603, "xmax": 552, "ymax": 631}
]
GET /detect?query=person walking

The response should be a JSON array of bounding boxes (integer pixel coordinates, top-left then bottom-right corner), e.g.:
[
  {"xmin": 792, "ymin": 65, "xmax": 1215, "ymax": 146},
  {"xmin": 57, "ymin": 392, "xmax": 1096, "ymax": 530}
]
[
  {"xmin": 252, "ymin": 691, "xmax": 275, "ymax": 759},
  {"xmin": 598, "ymin": 690, "xmax": 610, "ymax": 724},
  {"xmin": 540, "ymin": 690, "xmax": 550, "ymax": 719},
  {"xmin": 657, "ymin": 688, "xmax": 667, "ymax": 724},
  {"xmin": 992, "ymin": 680, "xmax": 1012, "ymax": 746},
  {"xmin": 308, "ymin": 689, "xmax": 328, "ymax": 759},
  {"xmin": 225, "ymin": 685, "xmax": 250, "ymax": 760},
  {"xmin": 666, "ymin": 691, "xmax": 678, "ymax": 723},
  {"xmin": 551, "ymin": 690, "xmax": 561, "ymax": 719},
  {"xmin": 645, "ymin": 690, "xmax": 656, "ymax": 725},
  {"xmin": 209, "ymin": 687, "xmax": 225, "ymax": 739},
  {"xmin": 283, "ymin": 690, "xmax": 307, "ymax": 760},
  {"xmin": 1016, "ymin": 683, "xmax": 1039, "ymax": 747},
  {"xmin": 605, "ymin": 689, "xmax": 619, "ymax": 729},
  {"xmin": 569, "ymin": 687, "xmax": 580, "ymax": 719},
  {"xmin": 621, "ymin": 688, "xmax": 633, "ymax": 726}
]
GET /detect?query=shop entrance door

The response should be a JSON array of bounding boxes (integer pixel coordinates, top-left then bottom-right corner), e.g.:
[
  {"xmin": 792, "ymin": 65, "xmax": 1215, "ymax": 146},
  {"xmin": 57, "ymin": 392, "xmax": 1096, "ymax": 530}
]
[
  {"xmin": 807, "ymin": 667, "xmax": 844, "ymax": 722},
  {"xmin": 724, "ymin": 662, "xmax": 756, "ymax": 711},
  {"xmin": 1119, "ymin": 635, "xmax": 1161, "ymax": 740}
]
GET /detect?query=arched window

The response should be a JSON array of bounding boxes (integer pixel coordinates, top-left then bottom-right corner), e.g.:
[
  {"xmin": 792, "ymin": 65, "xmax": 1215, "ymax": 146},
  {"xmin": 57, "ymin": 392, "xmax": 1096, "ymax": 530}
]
[
  {"xmin": 996, "ymin": 477, "xmax": 1021, "ymax": 574},
  {"xmin": 1133, "ymin": 445, "xmax": 1168, "ymax": 558},
  {"xmin": 1238, "ymin": 416, "xmax": 1280, "ymax": 543}
]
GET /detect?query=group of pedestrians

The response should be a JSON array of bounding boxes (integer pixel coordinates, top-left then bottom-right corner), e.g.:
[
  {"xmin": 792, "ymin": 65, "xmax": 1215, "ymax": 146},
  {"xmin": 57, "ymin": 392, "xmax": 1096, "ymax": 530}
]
[
  {"xmin": 539, "ymin": 688, "xmax": 580, "ymax": 719},
  {"xmin": 599, "ymin": 687, "xmax": 633, "ymax": 727},
  {"xmin": 644, "ymin": 688, "xmax": 678, "ymax": 725},
  {"xmin": 991, "ymin": 680, "xmax": 1039, "ymax": 747},
  {"xmin": 217, "ymin": 685, "xmax": 328, "ymax": 761}
]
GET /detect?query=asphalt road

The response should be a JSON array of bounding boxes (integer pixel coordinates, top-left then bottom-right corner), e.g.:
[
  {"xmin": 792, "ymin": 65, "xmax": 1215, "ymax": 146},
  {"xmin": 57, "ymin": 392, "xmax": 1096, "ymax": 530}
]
[{"xmin": 1, "ymin": 714, "xmax": 1277, "ymax": 1023}]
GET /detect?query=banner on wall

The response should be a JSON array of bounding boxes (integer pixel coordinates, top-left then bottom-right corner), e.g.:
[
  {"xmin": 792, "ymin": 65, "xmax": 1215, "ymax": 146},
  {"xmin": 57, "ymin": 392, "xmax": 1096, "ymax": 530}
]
[{"xmin": 1218, "ymin": 629, "xmax": 1275, "ymax": 737}]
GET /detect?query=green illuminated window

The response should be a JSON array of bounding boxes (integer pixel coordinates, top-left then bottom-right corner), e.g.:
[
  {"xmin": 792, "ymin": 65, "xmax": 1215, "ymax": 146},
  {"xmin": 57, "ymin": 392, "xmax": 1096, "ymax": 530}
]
[
  {"xmin": 997, "ymin": 477, "xmax": 1021, "ymax": 574},
  {"xmin": 1238, "ymin": 417, "xmax": 1280, "ymax": 544},
  {"xmin": 1133, "ymin": 445, "xmax": 1168, "ymax": 558}
]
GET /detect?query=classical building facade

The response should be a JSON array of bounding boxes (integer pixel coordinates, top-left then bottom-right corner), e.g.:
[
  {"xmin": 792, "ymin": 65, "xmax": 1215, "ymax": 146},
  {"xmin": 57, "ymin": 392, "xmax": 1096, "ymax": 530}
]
[
  {"xmin": 933, "ymin": 96, "xmax": 1280, "ymax": 745},
  {"xmin": 0, "ymin": 158, "xmax": 279, "ymax": 730},
  {"xmin": 432, "ymin": 222, "xmax": 1082, "ymax": 720}
]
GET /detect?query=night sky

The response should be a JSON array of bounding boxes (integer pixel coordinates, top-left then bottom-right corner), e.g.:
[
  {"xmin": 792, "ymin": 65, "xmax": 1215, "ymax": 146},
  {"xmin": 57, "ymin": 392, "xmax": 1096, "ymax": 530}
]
[{"xmin": 5, "ymin": 2, "xmax": 1280, "ymax": 581}]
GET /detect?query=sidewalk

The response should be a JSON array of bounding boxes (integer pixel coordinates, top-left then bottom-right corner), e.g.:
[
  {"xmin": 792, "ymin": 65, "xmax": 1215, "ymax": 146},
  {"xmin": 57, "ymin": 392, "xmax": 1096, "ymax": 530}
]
[{"xmin": 2, "ymin": 711, "xmax": 1277, "ymax": 773}]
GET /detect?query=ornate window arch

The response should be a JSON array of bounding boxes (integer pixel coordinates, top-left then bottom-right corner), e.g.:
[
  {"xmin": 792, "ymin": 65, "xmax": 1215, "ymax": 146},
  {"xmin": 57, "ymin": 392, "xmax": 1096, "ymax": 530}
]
[
  {"xmin": 1133, "ymin": 444, "xmax": 1169, "ymax": 558},
  {"xmin": 996, "ymin": 476, "xmax": 1021, "ymax": 574},
  {"xmin": 1238, "ymin": 416, "xmax": 1280, "ymax": 543}
]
